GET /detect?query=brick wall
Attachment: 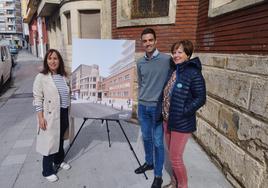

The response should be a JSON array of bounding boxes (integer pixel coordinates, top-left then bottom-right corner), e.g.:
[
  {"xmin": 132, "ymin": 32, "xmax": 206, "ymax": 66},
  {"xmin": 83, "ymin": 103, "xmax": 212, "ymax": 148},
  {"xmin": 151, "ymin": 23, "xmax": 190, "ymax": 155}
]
[
  {"xmin": 112, "ymin": 0, "xmax": 200, "ymax": 53},
  {"xmin": 196, "ymin": 0, "xmax": 268, "ymax": 55}
]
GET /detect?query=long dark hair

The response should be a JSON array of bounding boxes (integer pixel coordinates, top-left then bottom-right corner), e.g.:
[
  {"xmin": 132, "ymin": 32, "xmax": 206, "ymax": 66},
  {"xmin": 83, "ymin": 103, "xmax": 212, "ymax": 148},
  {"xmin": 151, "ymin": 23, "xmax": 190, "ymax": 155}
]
[{"xmin": 40, "ymin": 49, "xmax": 67, "ymax": 76}]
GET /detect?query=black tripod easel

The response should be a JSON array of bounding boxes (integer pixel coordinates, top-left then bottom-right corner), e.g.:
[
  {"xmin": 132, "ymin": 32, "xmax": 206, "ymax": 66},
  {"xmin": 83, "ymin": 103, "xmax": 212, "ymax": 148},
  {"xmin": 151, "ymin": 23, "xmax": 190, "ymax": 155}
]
[{"xmin": 64, "ymin": 117, "xmax": 148, "ymax": 180}]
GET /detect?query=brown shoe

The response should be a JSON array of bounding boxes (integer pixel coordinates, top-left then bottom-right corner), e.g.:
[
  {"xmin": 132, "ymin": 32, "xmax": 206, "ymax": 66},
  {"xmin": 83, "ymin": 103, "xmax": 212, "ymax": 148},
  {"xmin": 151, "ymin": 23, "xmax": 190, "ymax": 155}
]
[
  {"xmin": 163, "ymin": 182, "xmax": 176, "ymax": 188},
  {"xmin": 163, "ymin": 176, "xmax": 177, "ymax": 188}
]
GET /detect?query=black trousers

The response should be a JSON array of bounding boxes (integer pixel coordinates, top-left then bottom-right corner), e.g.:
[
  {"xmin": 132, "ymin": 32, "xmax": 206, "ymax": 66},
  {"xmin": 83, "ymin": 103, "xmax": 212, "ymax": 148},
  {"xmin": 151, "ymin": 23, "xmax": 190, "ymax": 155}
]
[{"xmin": 42, "ymin": 108, "xmax": 69, "ymax": 177}]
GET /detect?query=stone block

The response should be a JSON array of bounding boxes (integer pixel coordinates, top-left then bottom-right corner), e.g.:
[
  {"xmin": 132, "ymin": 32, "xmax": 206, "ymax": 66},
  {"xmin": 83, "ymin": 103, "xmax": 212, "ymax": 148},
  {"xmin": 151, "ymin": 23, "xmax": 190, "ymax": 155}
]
[
  {"xmin": 196, "ymin": 119, "xmax": 265, "ymax": 188},
  {"xmin": 198, "ymin": 96, "xmax": 220, "ymax": 127},
  {"xmin": 227, "ymin": 56, "xmax": 268, "ymax": 76},
  {"xmin": 238, "ymin": 112, "xmax": 268, "ymax": 162},
  {"xmin": 249, "ymin": 78, "xmax": 268, "ymax": 118},
  {"xmin": 203, "ymin": 67, "xmax": 250, "ymax": 108},
  {"xmin": 218, "ymin": 106, "xmax": 239, "ymax": 141},
  {"xmin": 196, "ymin": 53, "xmax": 226, "ymax": 68},
  {"xmin": 260, "ymin": 172, "xmax": 268, "ymax": 188},
  {"xmin": 226, "ymin": 172, "xmax": 242, "ymax": 188}
]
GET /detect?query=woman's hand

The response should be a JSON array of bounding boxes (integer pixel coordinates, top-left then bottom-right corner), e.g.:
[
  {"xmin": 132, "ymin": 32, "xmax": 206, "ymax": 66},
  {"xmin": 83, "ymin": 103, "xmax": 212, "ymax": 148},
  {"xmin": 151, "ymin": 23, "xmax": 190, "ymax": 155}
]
[
  {"xmin": 38, "ymin": 117, "xmax": 47, "ymax": 130},
  {"xmin": 37, "ymin": 112, "xmax": 47, "ymax": 131}
]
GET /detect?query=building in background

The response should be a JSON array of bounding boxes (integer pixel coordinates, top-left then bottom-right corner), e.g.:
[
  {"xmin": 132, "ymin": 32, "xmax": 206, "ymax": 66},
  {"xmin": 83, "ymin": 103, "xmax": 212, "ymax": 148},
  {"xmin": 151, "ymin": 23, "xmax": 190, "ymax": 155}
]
[
  {"xmin": 0, "ymin": 0, "xmax": 23, "ymax": 46},
  {"xmin": 23, "ymin": 0, "xmax": 48, "ymax": 58},
  {"xmin": 20, "ymin": 0, "xmax": 29, "ymax": 49},
  {"xmin": 23, "ymin": 0, "xmax": 112, "ymax": 72}
]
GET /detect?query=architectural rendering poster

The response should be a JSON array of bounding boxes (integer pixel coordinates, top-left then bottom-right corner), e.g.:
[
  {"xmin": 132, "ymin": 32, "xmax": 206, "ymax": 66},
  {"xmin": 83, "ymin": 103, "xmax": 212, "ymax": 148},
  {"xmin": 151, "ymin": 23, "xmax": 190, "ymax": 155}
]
[{"xmin": 71, "ymin": 38, "xmax": 136, "ymax": 118}]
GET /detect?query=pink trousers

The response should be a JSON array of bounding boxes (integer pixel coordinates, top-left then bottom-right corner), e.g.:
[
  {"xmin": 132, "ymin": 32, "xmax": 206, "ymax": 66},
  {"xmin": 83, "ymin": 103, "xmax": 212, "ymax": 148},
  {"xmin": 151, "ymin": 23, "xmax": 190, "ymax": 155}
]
[{"xmin": 163, "ymin": 122, "xmax": 191, "ymax": 188}]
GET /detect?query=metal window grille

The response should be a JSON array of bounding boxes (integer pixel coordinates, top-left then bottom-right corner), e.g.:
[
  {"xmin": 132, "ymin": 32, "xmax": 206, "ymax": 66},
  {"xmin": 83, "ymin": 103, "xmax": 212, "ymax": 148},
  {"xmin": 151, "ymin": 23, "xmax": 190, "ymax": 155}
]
[{"xmin": 131, "ymin": 0, "xmax": 169, "ymax": 19}]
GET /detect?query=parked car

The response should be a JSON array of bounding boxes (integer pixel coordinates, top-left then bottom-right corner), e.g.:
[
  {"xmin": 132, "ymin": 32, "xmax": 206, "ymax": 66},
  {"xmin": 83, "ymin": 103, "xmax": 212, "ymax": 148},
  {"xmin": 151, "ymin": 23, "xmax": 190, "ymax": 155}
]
[
  {"xmin": 0, "ymin": 42, "xmax": 12, "ymax": 89},
  {"xmin": 71, "ymin": 95, "xmax": 77, "ymax": 100},
  {"xmin": 9, "ymin": 45, "xmax": 18, "ymax": 55},
  {"xmin": 9, "ymin": 45, "xmax": 18, "ymax": 67}
]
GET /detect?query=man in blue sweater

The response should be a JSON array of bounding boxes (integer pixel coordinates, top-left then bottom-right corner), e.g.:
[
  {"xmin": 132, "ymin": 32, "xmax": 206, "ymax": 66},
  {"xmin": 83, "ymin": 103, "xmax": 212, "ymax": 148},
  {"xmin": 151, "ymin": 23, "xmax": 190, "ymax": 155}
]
[{"xmin": 135, "ymin": 28, "xmax": 171, "ymax": 188}]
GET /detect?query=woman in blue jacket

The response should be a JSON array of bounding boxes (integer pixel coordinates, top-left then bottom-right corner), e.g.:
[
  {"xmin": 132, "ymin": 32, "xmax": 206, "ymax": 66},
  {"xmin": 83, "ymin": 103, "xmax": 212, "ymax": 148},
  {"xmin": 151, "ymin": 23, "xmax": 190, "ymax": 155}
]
[{"xmin": 162, "ymin": 40, "xmax": 206, "ymax": 188}]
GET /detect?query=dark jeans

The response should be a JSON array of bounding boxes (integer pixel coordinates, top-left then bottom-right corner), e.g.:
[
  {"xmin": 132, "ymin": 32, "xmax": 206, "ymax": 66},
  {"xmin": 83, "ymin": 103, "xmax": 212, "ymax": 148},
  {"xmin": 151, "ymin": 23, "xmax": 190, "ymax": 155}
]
[
  {"xmin": 42, "ymin": 108, "xmax": 69, "ymax": 177},
  {"xmin": 138, "ymin": 104, "xmax": 164, "ymax": 177}
]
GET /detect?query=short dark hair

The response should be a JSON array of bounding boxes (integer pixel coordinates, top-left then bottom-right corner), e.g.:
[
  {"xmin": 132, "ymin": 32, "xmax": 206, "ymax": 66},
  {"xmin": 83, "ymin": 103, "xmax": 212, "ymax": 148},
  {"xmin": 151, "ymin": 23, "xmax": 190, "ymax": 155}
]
[
  {"xmin": 141, "ymin": 28, "xmax": 156, "ymax": 40},
  {"xmin": 171, "ymin": 40, "xmax": 194, "ymax": 58},
  {"xmin": 41, "ymin": 49, "xmax": 67, "ymax": 76}
]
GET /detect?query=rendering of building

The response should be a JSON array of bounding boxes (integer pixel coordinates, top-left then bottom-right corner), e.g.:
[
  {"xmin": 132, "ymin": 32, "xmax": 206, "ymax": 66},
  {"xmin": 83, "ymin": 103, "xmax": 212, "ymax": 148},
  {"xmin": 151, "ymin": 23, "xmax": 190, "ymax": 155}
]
[
  {"xmin": 72, "ymin": 64, "xmax": 102, "ymax": 101},
  {"xmin": 102, "ymin": 40, "xmax": 135, "ymax": 109}
]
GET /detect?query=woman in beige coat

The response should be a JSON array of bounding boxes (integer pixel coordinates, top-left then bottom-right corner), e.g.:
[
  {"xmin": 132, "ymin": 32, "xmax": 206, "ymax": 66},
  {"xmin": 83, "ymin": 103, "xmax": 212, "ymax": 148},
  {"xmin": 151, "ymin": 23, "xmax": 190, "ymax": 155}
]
[{"xmin": 33, "ymin": 49, "xmax": 71, "ymax": 182}]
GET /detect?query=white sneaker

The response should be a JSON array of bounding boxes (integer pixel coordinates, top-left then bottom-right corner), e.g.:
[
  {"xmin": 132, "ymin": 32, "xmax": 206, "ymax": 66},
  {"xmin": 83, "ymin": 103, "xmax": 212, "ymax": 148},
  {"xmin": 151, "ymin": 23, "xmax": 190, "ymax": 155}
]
[
  {"xmin": 60, "ymin": 162, "xmax": 71, "ymax": 170},
  {"xmin": 45, "ymin": 174, "xmax": 58, "ymax": 182}
]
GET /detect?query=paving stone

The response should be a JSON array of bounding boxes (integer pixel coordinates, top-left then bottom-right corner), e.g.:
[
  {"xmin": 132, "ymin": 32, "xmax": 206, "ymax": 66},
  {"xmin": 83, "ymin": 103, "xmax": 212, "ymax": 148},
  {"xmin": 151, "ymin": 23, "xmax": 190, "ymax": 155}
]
[
  {"xmin": 1, "ymin": 154, "xmax": 27, "ymax": 166},
  {"xmin": 13, "ymin": 139, "xmax": 34, "ymax": 148}
]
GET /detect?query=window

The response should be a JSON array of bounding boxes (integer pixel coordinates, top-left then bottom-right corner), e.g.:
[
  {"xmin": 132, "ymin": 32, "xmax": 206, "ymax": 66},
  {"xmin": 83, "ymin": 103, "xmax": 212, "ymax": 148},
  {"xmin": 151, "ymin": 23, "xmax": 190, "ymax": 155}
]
[
  {"xmin": 131, "ymin": 0, "xmax": 169, "ymax": 19},
  {"xmin": 117, "ymin": 0, "xmax": 176, "ymax": 27},
  {"xmin": 65, "ymin": 12, "xmax": 72, "ymax": 44},
  {"xmin": 125, "ymin": 74, "xmax": 130, "ymax": 80},
  {"xmin": 93, "ymin": 77, "xmax": 96, "ymax": 82},
  {"xmin": 79, "ymin": 10, "xmax": 100, "ymax": 39},
  {"xmin": 124, "ymin": 91, "xmax": 129, "ymax": 97},
  {"xmin": 208, "ymin": 0, "xmax": 265, "ymax": 17},
  {"xmin": 57, "ymin": 17, "xmax": 61, "ymax": 31}
]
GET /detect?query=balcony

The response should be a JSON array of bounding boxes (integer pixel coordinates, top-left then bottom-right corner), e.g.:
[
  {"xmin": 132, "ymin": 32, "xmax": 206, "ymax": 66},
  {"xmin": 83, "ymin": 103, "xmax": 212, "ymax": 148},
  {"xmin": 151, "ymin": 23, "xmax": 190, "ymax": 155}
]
[
  {"xmin": 6, "ymin": 21, "xmax": 16, "ymax": 25},
  {"xmin": 37, "ymin": 0, "xmax": 60, "ymax": 17},
  {"xmin": 24, "ymin": 0, "xmax": 39, "ymax": 23},
  {"xmin": 6, "ymin": 14, "xmax": 16, "ymax": 18},
  {"xmin": 5, "ymin": 6, "xmax": 15, "ymax": 10}
]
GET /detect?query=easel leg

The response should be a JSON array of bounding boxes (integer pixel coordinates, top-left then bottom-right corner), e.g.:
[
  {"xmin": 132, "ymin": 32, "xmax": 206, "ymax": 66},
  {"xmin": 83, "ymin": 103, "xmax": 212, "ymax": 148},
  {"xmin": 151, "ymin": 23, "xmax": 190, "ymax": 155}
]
[
  {"xmin": 116, "ymin": 120, "xmax": 148, "ymax": 180},
  {"xmin": 64, "ymin": 118, "xmax": 88, "ymax": 159},
  {"xmin": 105, "ymin": 120, "xmax": 111, "ymax": 147}
]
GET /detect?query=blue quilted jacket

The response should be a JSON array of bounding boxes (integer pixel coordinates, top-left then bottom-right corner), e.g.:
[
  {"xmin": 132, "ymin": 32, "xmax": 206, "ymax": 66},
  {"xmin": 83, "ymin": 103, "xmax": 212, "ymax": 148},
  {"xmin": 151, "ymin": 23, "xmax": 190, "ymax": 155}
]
[{"xmin": 166, "ymin": 57, "xmax": 206, "ymax": 133}]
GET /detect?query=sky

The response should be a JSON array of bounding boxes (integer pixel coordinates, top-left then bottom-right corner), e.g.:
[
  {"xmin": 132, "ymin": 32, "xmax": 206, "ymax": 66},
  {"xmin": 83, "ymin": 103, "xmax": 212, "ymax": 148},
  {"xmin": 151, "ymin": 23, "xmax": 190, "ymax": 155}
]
[{"xmin": 72, "ymin": 38, "xmax": 135, "ymax": 77}]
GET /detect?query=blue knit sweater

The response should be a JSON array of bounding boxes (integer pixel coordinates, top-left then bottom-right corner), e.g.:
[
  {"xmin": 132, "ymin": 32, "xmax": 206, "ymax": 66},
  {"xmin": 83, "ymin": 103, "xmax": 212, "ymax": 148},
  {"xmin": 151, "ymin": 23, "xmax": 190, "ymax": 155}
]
[{"xmin": 137, "ymin": 49, "xmax": 171, "ymax": 106}]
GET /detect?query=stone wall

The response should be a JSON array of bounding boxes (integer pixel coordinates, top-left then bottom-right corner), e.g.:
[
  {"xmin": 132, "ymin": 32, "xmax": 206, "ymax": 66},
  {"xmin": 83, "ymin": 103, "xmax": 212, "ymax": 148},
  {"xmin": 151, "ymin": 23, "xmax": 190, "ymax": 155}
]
[{"xmin": 195, "ymin": 53, "xmax": 268, "ymax": 188}]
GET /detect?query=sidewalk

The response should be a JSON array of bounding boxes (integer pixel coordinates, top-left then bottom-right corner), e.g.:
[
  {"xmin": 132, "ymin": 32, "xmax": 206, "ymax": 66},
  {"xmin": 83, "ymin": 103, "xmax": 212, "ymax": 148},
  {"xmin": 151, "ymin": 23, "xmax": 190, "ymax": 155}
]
[{"xmin": 0, "ymin": 50, "xmax": 233, "ymax": 188}]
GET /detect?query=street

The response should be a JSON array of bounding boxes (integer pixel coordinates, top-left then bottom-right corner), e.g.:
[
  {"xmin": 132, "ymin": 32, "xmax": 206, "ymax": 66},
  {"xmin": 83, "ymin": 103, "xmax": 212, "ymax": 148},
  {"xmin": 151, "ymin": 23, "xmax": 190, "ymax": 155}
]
[{"xmin": 0, "ymin": 50, "xmax": 233, "ymax": 188}]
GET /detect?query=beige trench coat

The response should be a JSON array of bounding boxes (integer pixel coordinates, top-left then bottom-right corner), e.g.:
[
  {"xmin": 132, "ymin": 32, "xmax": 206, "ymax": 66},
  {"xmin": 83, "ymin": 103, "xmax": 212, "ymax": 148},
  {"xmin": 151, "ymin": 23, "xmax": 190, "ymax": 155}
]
[{"xmin": 33, "ymin": 73, "xmax": 70, "ymax": 156}]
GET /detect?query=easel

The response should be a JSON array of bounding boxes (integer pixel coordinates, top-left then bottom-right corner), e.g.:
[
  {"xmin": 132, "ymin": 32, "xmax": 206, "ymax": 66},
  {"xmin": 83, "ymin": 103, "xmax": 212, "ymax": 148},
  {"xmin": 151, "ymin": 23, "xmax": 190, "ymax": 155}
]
[{"xmin": 64, "ymin": 117, "xmax": 148, "ymax": 180}]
